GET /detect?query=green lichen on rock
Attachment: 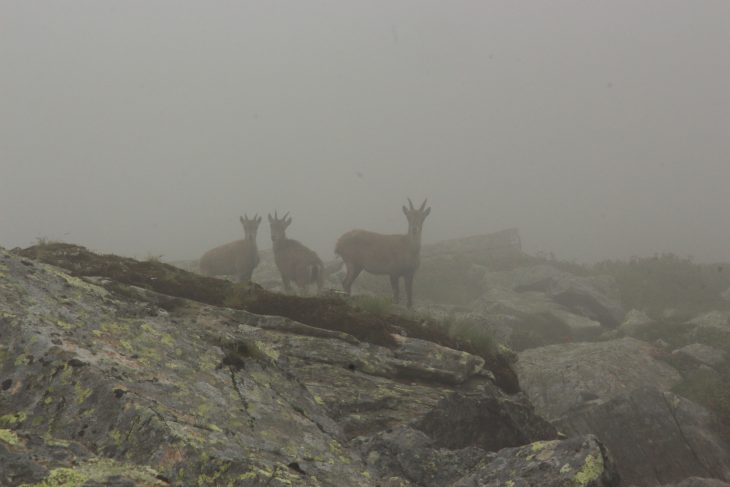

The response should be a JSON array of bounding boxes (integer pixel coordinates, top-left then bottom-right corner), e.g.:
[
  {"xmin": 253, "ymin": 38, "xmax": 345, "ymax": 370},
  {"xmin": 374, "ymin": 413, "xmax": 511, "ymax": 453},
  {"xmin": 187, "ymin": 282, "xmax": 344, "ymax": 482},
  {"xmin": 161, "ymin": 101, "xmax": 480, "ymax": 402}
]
[
  {"xmin": 0, "ymin": 428, "xmax": 21, "ymax": 445},
  {"xmin": 73, "ymin": 382, "xmax": 92, "ymax": 404},
  {"xmin": 0, "ymin": 411, "xmax": 28, "ymax": 426},
  {"xmin": 573, "ymin": 453, "xmax": 604, "ymax": 486},
  {"xmin": 42, "ymin": 434, "xmax": 70, "ymax": 448}
]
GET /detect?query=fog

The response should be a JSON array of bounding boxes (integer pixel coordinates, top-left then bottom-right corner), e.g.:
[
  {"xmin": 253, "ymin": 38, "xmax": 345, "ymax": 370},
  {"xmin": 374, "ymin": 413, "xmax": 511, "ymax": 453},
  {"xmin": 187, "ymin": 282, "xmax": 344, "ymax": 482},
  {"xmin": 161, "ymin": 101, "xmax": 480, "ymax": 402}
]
[{"xmin": 1, "ymin": 1, "xmax": 729, "ymax": 263}]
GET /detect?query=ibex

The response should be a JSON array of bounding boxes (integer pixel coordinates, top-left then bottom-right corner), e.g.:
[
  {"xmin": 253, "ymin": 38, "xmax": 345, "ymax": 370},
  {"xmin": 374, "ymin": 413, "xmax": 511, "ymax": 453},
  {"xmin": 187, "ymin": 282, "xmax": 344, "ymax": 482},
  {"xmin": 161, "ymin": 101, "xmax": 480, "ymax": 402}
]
[
  {"xmin": 335, "ymin": 198, "xmax": 431, "ymax": 308},
  {"xmin": 199, "ymin": 214, "xmax": 261, "ymax": 283},
  {"xmin": 268, "ymin": 211, "xmax": 324, "ymax": 294}
]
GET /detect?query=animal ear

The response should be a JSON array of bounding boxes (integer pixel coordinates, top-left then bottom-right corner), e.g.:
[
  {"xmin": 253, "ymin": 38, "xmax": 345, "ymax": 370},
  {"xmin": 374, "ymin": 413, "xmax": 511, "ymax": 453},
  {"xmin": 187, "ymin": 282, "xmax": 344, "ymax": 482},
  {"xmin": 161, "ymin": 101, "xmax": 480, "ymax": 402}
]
[
  {"xmin": 402, "ymin": 205, "xmax": 409, "ymax": 216},
  {"xmin": 423, "ymin": 207, "xmax": 431, "ymax": 217},
  {"xmin": 419, "ymin": 199, "xmax": 428, "ymax": 211},
  {"xmin": 268, "ymin": 214, "xmax": 273, "ymax": 223},
  {"xmin": 285, "ymin": 217, "xmax": 292, "ymax": 228},
  {"xmin": 240, "ymin": 216, "xmax": 245, "ymax": 224},
  {"xmin": 256, "ymin": 215, "xmax": 262, "ymax": 224}
]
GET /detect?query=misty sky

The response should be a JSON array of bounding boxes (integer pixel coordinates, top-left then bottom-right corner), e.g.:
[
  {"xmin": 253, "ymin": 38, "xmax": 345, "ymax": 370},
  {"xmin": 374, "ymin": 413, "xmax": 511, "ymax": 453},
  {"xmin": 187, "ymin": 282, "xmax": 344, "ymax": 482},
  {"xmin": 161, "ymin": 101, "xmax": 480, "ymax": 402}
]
[{"xmin": 1, "ymin": 1, "xmax": 729, "ymax": 263}]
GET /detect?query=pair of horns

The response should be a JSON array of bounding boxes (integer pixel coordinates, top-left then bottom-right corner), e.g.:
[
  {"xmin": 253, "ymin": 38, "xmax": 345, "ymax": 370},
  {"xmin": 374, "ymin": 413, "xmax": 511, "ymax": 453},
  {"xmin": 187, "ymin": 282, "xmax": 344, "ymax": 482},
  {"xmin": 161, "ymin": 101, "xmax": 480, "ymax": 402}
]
[
  {"xmin": 269, "ymin": 211, "xmax": 290, "ymax": 221},
  {"xmin": 241, "ymin": 213, "xmax": 261, "ymax": 221},
  {"xmin": 407, "ymin": 198, "xmax": 428, "ymax": 211}
]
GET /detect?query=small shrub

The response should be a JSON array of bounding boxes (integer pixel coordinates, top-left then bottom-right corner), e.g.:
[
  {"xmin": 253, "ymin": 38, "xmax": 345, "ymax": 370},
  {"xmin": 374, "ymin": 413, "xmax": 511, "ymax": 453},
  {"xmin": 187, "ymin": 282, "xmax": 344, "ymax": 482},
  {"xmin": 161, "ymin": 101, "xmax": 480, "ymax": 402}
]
[
  {"xmin": 443, "ymin": 314, "xmax": 497, "ymax": 358},
  {"xmin": 351, "ymin": 295, "xmax": 394, "ymax": 316}
]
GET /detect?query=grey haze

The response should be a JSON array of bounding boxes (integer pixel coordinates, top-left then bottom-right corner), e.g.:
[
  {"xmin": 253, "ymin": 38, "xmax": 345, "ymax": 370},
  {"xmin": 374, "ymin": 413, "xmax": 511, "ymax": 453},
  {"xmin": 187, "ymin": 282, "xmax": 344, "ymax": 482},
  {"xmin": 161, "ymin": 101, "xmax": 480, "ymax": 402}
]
[{"xmin": 1, "ymin": 1, "xmax": 729, "ymax": 263}]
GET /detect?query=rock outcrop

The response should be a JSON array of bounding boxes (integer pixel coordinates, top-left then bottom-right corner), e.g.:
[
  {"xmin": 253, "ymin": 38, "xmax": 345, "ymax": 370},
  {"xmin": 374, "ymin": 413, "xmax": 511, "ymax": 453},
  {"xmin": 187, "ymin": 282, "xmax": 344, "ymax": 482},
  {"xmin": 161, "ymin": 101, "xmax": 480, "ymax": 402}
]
[{"xmin": 0, "ymin": 246, "xmax": 620, "ymax": 486}]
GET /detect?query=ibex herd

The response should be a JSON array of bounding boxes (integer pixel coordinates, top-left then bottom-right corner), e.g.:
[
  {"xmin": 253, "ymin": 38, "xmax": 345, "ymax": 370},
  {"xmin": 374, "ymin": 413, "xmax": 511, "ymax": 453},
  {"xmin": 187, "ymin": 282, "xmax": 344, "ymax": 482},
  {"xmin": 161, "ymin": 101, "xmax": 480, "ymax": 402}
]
[{"xmin": 199, "ymin": 199, "xmax": 431, "ymax": 309}]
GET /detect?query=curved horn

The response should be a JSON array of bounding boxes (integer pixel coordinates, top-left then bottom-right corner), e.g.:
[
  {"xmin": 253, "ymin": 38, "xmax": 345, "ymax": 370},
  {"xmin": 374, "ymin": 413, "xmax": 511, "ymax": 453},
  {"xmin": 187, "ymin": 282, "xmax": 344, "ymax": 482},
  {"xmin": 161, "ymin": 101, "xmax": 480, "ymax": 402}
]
[
  {"xmin": 407, "ymin": 198, "xmax": 415, "ymax": 210},
  {"xmin": 274, "ymin": 210, "xmax": 279, "ymax": 220},
  {"xmin": 419, "ymin": 199, "xmax": 428, "ymax": 211},
  {"xmin": 282, "ymin": 212, "xmax": 290, "ymax": 221},
  {"xmin": 244, "ymin": 213, "xmax": 249, "ymax": 220}
]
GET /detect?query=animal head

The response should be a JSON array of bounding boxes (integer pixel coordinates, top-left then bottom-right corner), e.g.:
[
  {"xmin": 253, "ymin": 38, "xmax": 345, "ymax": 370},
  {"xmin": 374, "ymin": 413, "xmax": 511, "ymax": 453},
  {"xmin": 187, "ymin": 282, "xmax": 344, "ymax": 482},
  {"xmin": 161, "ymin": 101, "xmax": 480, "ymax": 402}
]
[
  {"xmin": 402, "ymin": 198, "xmax": 431, "ymax": 240},
  {"xmin": 239, "ymin": 214, "xmax": 262, "ymax": 240},
  {"xmin": 268, "ymin": 211, "xmax": 292, "ymax": 243}
]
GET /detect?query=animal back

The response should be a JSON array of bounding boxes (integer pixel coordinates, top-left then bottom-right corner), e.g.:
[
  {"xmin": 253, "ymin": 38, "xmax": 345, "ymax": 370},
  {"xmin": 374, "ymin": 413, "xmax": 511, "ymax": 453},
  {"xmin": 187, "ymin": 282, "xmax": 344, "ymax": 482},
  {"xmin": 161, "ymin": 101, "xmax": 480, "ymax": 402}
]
[{"xmin": 200, "ymin": 240, "xmax": 251, "ymax": 276}]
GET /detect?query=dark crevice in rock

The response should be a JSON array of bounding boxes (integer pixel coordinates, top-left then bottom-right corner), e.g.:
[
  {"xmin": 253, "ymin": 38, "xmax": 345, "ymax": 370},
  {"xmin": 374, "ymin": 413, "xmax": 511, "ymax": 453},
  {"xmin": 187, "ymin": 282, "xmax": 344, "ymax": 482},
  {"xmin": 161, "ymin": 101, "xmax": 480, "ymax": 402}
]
[
  {"xmin": 287, "ymin": 462, "xmax": 306, "ymax": 475},
  {"xmin": 228, "ymin": 367, "xmax": 254, "ymax": 429},
  {"xmin": 662, "ymin": 391, "xmax": 715, "ymax": 480}
]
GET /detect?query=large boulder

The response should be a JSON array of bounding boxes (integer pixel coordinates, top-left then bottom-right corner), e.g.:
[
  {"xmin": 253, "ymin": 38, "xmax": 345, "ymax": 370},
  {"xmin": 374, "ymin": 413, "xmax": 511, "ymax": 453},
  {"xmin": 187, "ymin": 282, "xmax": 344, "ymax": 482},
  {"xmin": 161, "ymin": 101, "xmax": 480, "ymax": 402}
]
[
  {"xmin": 689, "ymin": 312, "xmax": 730, "ymax": 329},
  {"xmin": 688, "ymin": 312, "xmax": 730, "ymax": 353},
  {"xmin": 451, "ymin": 435, "xmax": 620, "ymax": 487},
  {"xmin": 671, "ymin": 344, "xmax": 728, "ymax": 372},
  {"xmin": 618, "ymin": 309, "xmax": 655, "ymax": 337},
  {"xmin": 556, "ymin": 388, "xmax": 730, "ymax": 486},
  {"xmin": 486, "ymin": 264, "xmax": 626, "ymax": 328},
  {"xmin": 412, "ymin": 391, "xmax": 556, "ymax": 451},
  {"xmin": 515, "ymin": 337, "xmax": 730, "ymax": 486},
  {"xmin": 515, "ymin": 337, "xmax": 681, "ymax": 420}
]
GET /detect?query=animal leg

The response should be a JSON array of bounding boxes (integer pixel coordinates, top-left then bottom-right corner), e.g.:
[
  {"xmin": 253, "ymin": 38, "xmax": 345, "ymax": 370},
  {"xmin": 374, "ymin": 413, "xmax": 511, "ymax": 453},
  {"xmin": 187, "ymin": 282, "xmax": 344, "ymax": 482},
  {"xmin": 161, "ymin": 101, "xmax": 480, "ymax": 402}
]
[
  {"xmin": 389, "ymin": 274, "xmax": 400, "ymax": 304},
  {"xmin": 238, "ymin": 268, "xmax": 252, "ymax": 284},
  {"xmin": 313, "ymin": 264, "xmax": 324, "ymax": 295},
  {"xmin": 404, "ymin": 272, "xmax": 415, "ymax": 309},
  {"xmin": 282, "ymin": 276, "xmax": 293, "ymax": 294},
  {"xmin": 295, "ymin": 280, "xmax": 309, "ymax": 296},
  {"xmin": 342, "ymin": 263, "xmax": 362, "ymax": 295}
]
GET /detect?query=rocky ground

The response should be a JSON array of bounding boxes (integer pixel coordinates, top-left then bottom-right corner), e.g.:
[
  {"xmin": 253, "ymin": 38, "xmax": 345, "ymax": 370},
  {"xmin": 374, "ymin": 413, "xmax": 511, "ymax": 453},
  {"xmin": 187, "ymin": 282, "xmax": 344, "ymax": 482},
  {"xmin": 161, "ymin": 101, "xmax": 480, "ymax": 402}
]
[{"xmin": 2, "ymin": 231, "xmax": 730, "ymax": 486}]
